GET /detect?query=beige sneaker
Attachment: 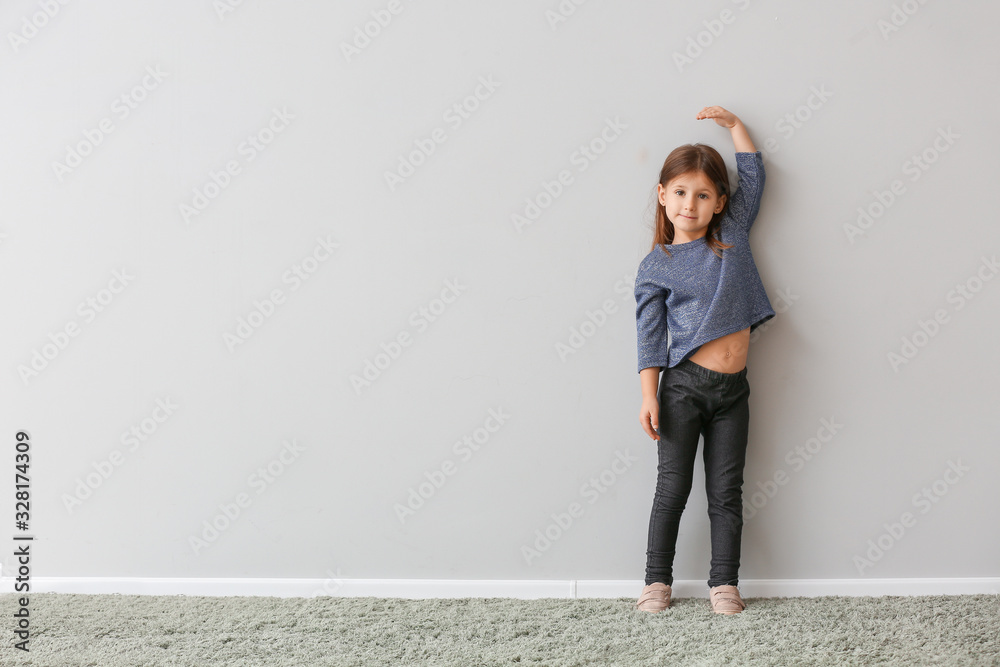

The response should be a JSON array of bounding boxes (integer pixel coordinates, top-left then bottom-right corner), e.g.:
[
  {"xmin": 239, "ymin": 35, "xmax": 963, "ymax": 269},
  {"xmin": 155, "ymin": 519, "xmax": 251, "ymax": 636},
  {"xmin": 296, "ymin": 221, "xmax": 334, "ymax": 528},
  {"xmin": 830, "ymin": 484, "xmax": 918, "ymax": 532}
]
[
  {"xmin": 636, "ymin": 582, "xmax": 671, "ymax": 613},
  {"xmin": 709, "ymin": 585, "xmax": 746, "ymax": 615}
]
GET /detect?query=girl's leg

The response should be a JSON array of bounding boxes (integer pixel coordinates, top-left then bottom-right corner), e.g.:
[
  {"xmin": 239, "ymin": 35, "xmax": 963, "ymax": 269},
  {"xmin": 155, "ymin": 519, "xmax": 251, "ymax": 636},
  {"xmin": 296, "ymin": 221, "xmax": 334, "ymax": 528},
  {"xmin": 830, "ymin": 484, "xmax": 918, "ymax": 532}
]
[
  {"xmin": 645, "ymin": 367, "xmax": 707, "ymax": 586},
  {"xmin": 702, "ymin": 374, "xmax": 751, "ymax": 588}
]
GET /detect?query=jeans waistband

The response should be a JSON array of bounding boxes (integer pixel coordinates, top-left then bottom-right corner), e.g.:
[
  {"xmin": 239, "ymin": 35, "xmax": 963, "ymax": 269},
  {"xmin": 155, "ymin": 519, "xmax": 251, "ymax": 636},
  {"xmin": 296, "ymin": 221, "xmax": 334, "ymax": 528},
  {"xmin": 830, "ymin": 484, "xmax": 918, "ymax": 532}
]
[{"xmin": 674, "ymin": 358, "xmax": 747, "ymax": 384}]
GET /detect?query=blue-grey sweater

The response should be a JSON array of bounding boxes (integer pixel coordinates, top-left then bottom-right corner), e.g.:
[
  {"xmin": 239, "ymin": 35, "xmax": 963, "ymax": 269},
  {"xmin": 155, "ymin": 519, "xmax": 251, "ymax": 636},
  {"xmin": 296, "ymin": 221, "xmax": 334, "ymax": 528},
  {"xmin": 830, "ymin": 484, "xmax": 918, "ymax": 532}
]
[{"xmin": 634, "ymin": 151, "xmax": 775, "ymax": 373}]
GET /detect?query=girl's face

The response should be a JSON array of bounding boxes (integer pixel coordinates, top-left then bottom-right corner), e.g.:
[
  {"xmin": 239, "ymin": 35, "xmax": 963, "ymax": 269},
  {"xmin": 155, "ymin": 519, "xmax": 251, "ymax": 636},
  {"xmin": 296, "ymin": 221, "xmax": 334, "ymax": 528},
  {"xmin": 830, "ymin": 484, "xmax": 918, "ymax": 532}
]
[{"xmin": 657, "ymin": 170, "xmax": 726, "ymax": 243}]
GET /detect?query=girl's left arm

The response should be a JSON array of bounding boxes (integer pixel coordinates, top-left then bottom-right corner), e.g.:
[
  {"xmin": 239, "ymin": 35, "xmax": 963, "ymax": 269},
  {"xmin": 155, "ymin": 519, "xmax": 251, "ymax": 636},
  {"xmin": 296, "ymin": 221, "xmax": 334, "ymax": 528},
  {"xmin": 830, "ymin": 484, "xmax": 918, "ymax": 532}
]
[{"xmin": 696, "ymin": 106, "xmax": 756, "ymax": 153}]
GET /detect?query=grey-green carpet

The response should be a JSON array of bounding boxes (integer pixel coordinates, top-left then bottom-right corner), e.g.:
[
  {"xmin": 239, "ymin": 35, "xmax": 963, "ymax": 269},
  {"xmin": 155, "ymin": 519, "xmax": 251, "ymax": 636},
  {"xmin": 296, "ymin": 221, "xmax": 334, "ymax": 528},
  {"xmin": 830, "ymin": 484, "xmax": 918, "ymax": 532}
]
[{"xmin": 1, "ymin": 593, "xmax": 998, "ymax": 666}]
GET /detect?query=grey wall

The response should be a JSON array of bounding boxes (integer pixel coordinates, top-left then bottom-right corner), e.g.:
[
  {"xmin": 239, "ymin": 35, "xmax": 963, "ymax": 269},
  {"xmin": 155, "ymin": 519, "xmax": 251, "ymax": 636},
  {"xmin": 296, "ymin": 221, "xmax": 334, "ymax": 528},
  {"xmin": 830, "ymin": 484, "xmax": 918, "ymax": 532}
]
[{"xmin": 2, "ymin": 0, "xmax": 998, "ymax": 585}]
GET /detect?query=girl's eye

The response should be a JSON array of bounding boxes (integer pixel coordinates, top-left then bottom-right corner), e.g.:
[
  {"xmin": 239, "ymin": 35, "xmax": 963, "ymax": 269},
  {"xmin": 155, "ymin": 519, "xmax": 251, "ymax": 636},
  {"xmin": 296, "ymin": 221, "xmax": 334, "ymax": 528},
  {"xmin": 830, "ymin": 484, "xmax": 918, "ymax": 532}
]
[
  {"xmin": 674, "ymin": 190, "xmax": 684, "ymax": 196},
  {"xmin": 699, "ymin": 193, "xmax": 709, "ymax": 199}
]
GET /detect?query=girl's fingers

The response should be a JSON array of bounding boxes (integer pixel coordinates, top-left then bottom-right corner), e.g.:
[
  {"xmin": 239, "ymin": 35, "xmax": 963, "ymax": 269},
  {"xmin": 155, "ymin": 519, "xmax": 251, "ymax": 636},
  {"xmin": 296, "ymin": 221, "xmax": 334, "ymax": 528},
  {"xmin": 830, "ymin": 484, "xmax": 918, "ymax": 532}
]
[{"xmin": 641, "ymin": 413, "xmax": 660, "ymax": 440}]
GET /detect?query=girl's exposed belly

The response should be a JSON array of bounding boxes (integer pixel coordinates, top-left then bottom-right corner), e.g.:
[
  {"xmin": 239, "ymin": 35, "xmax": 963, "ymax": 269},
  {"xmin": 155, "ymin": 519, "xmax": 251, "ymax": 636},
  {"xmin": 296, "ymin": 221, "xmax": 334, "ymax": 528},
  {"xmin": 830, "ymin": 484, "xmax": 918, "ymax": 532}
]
[{"xmin": 687, "ymin": 327, "xmax": 750, "ymax": 374}]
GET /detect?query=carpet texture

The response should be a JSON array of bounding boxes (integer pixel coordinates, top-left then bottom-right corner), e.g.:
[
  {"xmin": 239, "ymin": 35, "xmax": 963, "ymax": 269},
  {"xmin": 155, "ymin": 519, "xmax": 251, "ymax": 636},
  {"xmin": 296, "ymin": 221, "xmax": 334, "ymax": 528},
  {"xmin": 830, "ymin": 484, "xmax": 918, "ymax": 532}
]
[{"xmin": 1, "ymin": 592, "xmax": 998, "ymax": 666}]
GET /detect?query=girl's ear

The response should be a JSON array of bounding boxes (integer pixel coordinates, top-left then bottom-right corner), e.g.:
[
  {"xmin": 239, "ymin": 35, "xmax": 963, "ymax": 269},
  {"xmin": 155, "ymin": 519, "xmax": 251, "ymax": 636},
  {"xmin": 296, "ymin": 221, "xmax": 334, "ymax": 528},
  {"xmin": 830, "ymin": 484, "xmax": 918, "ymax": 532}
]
[
  {"xmin": 656, "ymin": 183, "xmax": 666, "ymax": 206},
  {"xmin": 715, "ymin": 194, "xmax": 726, "ymax": 213}
]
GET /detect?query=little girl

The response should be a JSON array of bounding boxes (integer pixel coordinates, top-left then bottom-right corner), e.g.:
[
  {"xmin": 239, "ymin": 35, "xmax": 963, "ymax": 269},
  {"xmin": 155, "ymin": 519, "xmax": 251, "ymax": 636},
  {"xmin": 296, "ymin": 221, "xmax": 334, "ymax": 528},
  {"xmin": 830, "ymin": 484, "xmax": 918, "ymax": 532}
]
[{"xmin": 633, "ymin": 106, "xmax": 775, "ymax": 615}]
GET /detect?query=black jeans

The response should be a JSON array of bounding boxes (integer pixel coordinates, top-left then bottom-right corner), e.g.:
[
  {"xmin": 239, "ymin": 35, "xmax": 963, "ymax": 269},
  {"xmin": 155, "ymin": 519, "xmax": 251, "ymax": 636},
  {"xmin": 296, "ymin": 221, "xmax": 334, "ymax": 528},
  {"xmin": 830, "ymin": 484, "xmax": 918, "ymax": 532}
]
[{"xmin": 645, "ymin": 358, "xmax": 750, "ymax": 588}]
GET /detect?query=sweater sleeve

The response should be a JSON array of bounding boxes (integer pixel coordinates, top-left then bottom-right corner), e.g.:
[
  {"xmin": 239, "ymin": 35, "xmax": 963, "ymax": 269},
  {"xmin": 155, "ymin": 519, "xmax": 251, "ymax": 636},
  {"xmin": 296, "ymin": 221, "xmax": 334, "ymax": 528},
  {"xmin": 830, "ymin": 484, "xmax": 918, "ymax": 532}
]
[
  {"xmin": 725, "ymin": 151, "xmax": 766, "ymax": 232},
  {"xmin": 634, "ymin": 266, "xmax": 669, "ymax": 373}
]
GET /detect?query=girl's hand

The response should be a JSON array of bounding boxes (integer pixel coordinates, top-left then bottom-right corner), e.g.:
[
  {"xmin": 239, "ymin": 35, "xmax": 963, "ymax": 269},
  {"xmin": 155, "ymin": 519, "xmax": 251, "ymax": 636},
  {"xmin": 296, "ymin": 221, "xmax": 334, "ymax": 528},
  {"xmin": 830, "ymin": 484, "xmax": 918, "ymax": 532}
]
[
  {"xmin": 640, "ymin": 397, "xmax": 660, "ymax": 441},
  {"xmin": 697, "ymin": 106, "xmax": 756, "ymax": 152},
  {"xmin": 696, "ymin": 106, "xmax": 740, "ymax": 129}
]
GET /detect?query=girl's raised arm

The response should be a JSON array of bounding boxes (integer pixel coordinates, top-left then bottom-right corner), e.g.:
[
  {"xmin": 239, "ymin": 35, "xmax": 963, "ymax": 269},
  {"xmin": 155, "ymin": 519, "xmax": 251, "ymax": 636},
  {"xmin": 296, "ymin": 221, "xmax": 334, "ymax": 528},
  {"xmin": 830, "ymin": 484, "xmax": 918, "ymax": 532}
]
[{"xmin": 696, "ymin": 106, "xmax": 756, "ymax": 153}]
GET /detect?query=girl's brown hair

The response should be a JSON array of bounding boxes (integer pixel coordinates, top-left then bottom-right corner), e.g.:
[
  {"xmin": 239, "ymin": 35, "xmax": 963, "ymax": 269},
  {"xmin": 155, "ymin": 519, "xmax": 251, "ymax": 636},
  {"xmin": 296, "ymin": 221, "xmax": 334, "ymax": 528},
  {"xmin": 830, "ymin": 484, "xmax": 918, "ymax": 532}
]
[{"xmin": 652, "ymin": 143, "xmax": 734, "ymax": 258}]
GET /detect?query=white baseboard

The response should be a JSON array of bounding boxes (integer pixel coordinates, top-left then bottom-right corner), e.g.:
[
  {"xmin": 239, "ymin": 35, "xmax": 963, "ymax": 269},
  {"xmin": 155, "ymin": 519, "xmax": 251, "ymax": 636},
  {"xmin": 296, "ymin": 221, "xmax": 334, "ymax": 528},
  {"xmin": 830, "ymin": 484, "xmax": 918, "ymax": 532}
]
[{"xmin": 5, "ymin": 577, "xmax": 999, "ymax": 598}]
